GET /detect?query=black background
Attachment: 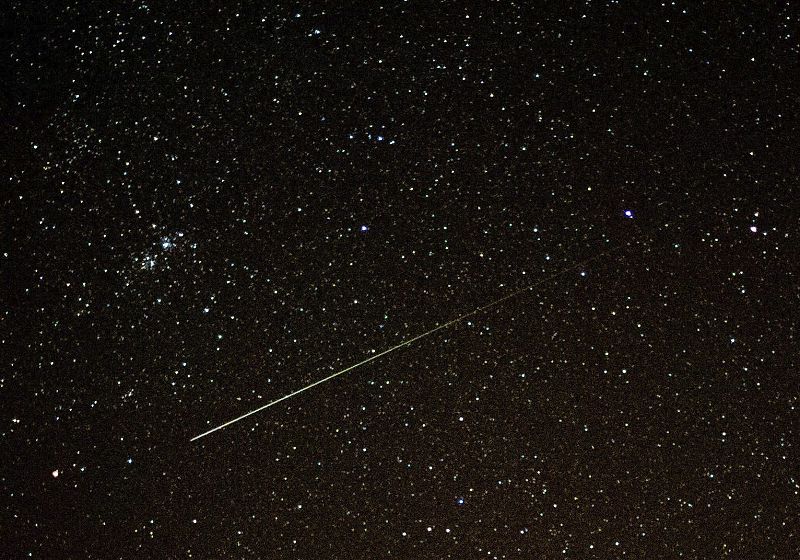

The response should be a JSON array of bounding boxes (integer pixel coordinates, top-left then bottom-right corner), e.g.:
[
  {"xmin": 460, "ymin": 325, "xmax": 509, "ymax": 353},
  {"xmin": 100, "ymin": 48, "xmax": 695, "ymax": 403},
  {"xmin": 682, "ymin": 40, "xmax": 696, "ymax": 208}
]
[{"xmin": 2, "ymin": 1, "xmax": 798, "ymax": 557}]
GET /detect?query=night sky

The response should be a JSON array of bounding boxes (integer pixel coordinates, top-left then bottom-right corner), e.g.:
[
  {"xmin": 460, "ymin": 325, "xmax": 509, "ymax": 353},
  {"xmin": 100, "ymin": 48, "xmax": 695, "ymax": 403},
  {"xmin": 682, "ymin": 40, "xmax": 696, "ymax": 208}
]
[{"xmin": 3, "ymin": 1, "xmax": 799, "ymax": 558}]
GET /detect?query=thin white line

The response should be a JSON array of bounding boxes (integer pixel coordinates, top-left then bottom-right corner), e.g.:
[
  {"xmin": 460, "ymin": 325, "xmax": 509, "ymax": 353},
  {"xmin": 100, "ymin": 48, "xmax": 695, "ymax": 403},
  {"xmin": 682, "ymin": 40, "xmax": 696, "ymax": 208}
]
[{"xmin": 190, "ymin": 241, "xmax": 629, "ymax": 442}]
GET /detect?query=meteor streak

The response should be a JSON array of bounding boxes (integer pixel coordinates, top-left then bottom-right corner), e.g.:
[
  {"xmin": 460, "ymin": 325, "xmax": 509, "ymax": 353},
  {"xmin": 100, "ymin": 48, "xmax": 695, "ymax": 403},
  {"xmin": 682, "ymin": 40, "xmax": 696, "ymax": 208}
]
[{"xmin": 190, "ymin": 240, "xmax": 630, "ymax": 442}]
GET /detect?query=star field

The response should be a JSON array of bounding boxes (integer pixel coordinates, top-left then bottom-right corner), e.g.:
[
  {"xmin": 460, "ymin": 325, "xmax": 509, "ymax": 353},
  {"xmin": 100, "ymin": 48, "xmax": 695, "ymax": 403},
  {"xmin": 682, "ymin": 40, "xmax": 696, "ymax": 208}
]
[{"xmin": 2, "ymin": 1, "xmax": 799, "ymax": 558}]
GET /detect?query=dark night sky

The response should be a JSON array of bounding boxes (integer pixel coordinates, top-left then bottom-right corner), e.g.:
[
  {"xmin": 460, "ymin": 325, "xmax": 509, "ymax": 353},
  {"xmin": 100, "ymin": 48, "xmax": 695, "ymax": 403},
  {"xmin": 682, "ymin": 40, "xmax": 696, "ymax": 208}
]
[{"xmin": 2, "ymin": 1, "xmax": 799, "ymax": 558}]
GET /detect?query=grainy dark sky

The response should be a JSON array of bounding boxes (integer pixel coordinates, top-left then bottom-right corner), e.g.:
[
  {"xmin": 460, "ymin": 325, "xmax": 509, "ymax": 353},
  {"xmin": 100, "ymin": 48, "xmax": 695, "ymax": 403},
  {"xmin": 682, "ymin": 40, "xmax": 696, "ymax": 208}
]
[{"xmin": 2, "ymin": 1, "xmax": 798, "ymax": 558}]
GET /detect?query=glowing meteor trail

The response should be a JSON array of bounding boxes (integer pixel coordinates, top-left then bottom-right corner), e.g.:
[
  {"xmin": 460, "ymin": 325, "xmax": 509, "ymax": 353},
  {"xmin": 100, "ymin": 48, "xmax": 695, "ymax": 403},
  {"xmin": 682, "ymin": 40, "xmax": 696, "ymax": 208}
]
[{"xmin": 190, "ymin": 240, "xmax": 630, "ymax": 442}]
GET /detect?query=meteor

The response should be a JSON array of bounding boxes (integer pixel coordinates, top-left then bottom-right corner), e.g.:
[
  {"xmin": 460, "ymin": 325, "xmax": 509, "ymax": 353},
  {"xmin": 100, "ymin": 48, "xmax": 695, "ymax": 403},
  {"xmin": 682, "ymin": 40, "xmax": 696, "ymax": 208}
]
[{"xmin": 190, "ymin": 239, "xmax": 630, "ymax": 442}]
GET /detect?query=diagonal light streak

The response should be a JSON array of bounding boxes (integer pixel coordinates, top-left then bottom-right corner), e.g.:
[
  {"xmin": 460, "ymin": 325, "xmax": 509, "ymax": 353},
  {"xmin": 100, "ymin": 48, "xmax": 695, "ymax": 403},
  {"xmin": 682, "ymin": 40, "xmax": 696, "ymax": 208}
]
[{"xmin": 190, "ymin": 239, "xmax": 630, "ymax": 442}]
